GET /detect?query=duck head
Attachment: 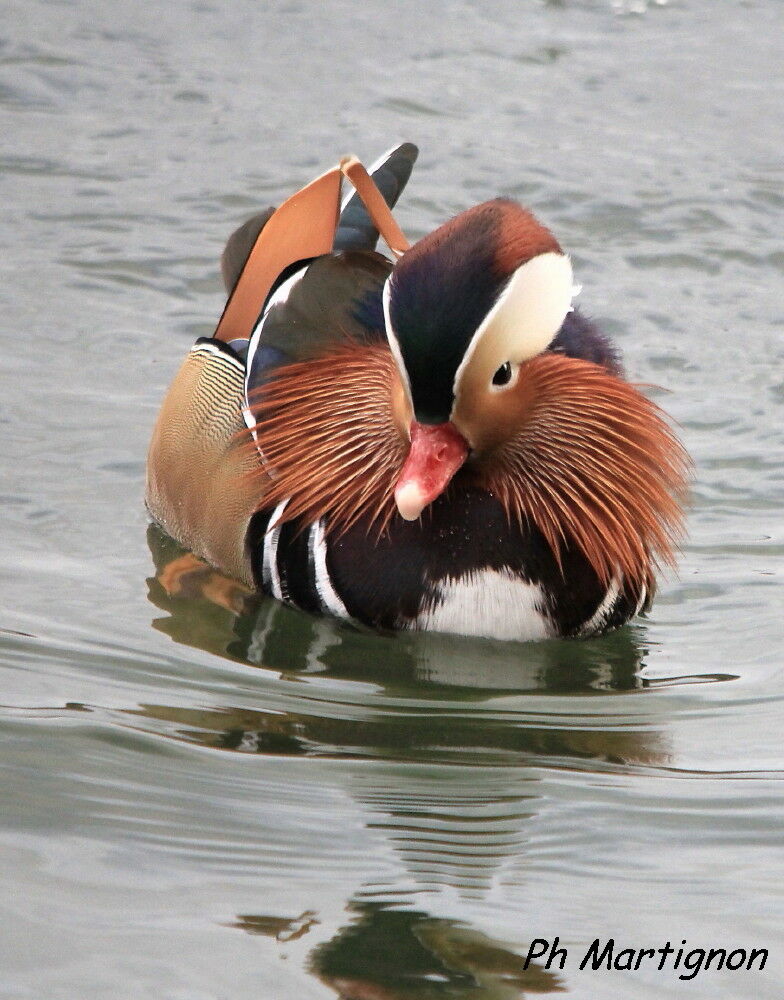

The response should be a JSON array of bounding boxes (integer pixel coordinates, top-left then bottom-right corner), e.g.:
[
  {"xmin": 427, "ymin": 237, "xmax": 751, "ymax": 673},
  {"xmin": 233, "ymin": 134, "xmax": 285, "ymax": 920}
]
[
  {"xmin": 385, "ymin": 199, "xmax": 575, "ymax": 520},
  {"xmin": 248, "ymin": 196, "xmax": 686, "ymax": 590}
]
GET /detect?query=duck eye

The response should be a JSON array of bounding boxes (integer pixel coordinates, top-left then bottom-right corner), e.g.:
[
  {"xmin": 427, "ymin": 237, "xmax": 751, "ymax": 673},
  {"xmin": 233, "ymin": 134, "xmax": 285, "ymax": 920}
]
[{"xmin": 492, "ymin": 361, "xmax": 513, "ymax": 387}]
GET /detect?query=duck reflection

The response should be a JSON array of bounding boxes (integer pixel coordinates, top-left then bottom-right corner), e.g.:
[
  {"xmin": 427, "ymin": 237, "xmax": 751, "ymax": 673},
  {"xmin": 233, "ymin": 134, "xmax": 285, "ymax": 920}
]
[
  {"xmin": 147, "ymin": 523, "xmax": 651, "ymax": 696},
  {"xmin": 143, "ymin": 523, "xmax": 668, "ymax": 766},
  {"xmin": 129, "ymin": 693, "xmax": 667, "ymax": 765},
  {"xmin": 234, "ymin": 901, "xmax": 564, "ymax": 998},
  {"xmin": 144, "ymin": 527, "xmax": 669, "ymax": 996}
]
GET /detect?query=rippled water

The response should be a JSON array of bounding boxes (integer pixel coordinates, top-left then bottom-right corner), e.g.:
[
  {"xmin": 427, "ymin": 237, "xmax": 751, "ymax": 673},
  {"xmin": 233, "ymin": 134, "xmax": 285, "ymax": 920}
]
[{"xmin": 2, "ymin": 0, "xmax": 783, "ymax": 996}]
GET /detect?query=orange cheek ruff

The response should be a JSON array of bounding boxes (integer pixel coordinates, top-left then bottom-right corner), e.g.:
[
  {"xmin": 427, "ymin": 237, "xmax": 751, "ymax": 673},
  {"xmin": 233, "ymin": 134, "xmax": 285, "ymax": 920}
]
[
  {"xmin": 244, "ymin": 345, "xmax": 688, "ymax": 595},
  {"xmin": 476, "ymin": 352, "xmax": 690, "ymax": 590},
  {"xmin": 244, "ymin": 345, "xmax": 408, "ymax": 534}
]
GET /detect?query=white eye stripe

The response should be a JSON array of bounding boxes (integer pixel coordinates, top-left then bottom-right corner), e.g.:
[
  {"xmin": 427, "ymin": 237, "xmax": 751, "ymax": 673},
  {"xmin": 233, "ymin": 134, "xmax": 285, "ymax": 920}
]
[{"xmin": 453, "ymin": 251, "xmax": 575, "ymax": 402}]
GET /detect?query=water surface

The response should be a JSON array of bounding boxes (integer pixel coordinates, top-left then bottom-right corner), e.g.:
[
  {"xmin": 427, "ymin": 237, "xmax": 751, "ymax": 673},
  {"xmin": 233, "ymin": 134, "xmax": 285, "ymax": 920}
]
[{"xmin": 2, "ymin": 1, "xmax": 783, "ymax": 997}]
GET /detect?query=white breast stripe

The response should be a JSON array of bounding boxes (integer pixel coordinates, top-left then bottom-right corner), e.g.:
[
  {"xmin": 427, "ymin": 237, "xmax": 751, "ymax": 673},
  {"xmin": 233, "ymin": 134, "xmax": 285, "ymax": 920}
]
[
  {"xmin": 262, "ymin": 500, "xmax": 289, "ymax": 600},
  {"xmin": 309, "ymin": 519, "xmax": 351, "ymax": 620},
  {"xmin": 414, "ymin": 570, "xmax": 552, "ymax": 641},
  {"xmin": 577, "ymin": 577, "xmax": 622, "ymax": 638},
  {"xmin": 634, "ymin": 584, "xmax": 648, "ymax": 618}
]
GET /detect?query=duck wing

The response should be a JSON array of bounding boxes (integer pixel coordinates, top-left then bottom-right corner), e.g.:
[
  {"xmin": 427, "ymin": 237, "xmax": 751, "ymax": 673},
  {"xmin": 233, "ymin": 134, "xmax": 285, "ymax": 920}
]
[
  {"xmin": 219, "ymin": 142, "xmax": 417, "ymax": 297},
  {"xmin": 221, "ymin": 208, "xmax": 275, "ymax": 294},
  {"xmin": 245, "ymin": 143, "xmax": 417, "ymax": 388},
  {"xmin": 245, "ymin": 250, "xmax": 391, "ymax": 394},
  {"xmin": 333, "ymin": 142, "xmax": 418, "ymax": 253}
]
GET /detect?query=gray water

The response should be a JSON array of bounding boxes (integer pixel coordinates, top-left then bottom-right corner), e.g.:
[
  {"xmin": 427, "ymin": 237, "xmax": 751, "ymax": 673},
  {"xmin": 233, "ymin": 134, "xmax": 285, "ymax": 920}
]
[{"xmin": 2, "ymin": 0, "xmax": 783, "ymax": 997}]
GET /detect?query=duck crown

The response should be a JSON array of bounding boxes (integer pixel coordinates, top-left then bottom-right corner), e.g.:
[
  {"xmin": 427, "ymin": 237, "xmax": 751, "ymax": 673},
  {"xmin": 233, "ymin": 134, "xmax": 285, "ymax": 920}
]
[{"xmin": 385, "ymin": 198, "xmax": 565, "ymax": 424}]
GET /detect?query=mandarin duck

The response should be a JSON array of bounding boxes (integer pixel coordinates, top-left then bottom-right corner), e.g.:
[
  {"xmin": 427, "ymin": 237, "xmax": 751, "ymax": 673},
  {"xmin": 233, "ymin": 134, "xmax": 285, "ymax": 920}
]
[{"xmin": 146, "ymin": 143, "xmax": 688, "ymax": 641}]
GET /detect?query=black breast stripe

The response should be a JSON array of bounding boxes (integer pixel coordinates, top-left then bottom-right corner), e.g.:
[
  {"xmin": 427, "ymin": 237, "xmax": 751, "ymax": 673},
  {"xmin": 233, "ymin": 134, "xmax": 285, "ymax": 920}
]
[
  {"xmin": 248, "ymin": 488, "xmax": 644, "ymax": 637},
  {"xmin": 276, "ymin": 520, "xmax": 322, "ymax": 614},
  {"xmin": 249, "ymin": 509, "xmax": 336, "ymax": 616}
]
